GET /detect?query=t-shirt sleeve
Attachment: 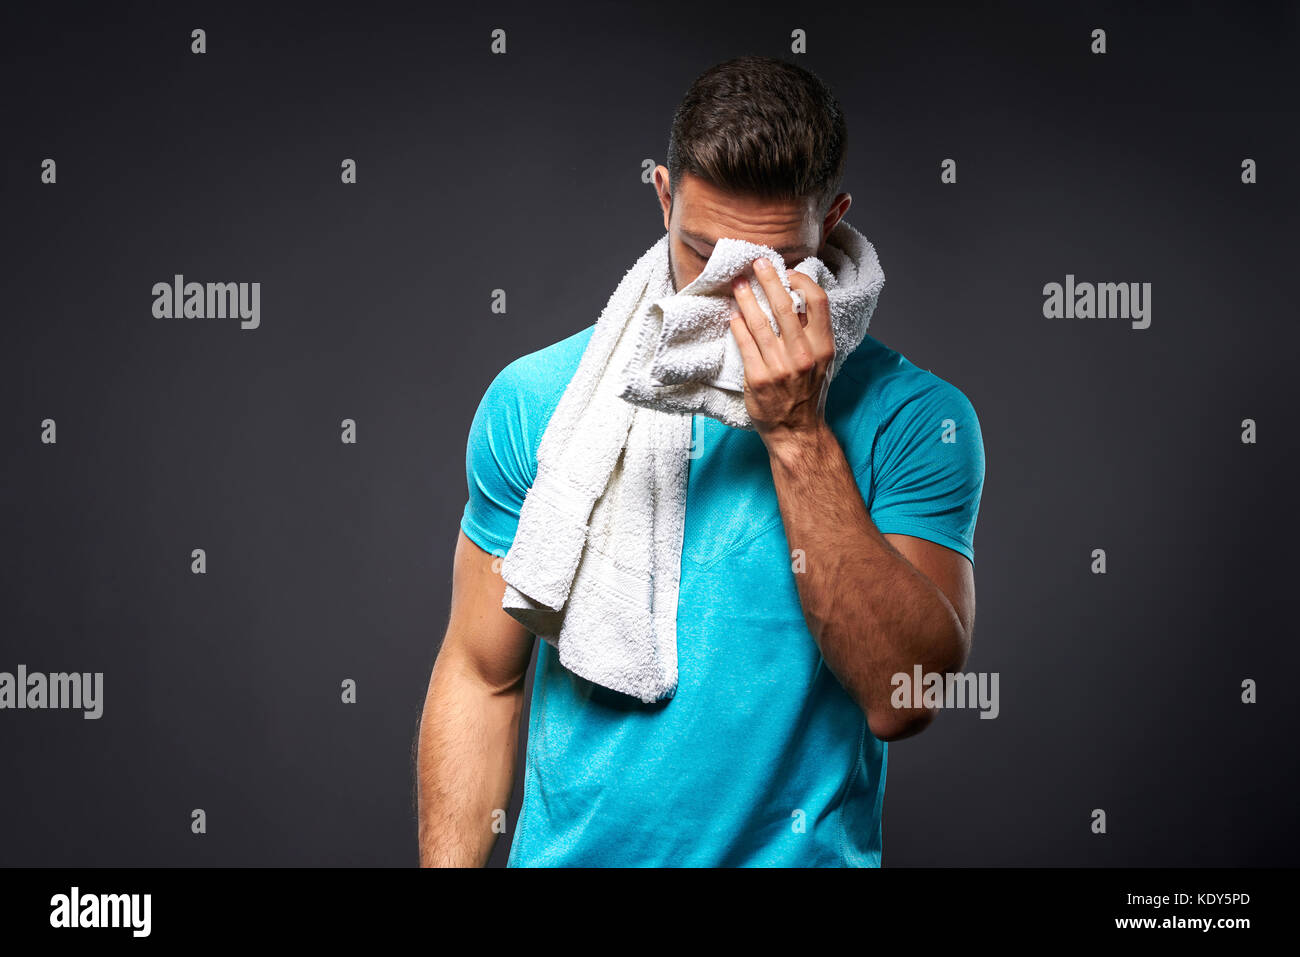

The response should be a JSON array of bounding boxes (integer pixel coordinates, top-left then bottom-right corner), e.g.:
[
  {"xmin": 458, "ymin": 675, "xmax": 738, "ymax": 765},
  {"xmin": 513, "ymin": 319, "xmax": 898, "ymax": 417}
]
[
  {"xmin": 459, "ymin": 362, "xmax": 537, "ymax": 558},
  {"xmin": 864, "ymin": 375, "xmax": 985, "ymax": 563}
]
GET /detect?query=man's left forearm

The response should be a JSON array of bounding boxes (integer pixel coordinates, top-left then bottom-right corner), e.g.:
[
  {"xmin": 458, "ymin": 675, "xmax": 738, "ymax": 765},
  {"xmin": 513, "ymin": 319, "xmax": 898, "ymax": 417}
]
[{"xmin": 765, "ymin": 421, "xmax": 968, "ymax": 740}]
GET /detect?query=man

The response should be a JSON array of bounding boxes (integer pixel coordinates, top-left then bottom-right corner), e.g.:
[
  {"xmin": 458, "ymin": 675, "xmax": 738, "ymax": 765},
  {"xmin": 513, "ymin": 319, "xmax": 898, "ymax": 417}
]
[{"xmin": 417, "ymin": 55, "xmax": 984, "ymax": 867}]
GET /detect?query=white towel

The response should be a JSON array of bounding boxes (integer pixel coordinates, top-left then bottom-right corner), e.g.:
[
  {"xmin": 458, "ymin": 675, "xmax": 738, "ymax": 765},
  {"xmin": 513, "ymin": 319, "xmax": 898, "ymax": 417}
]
[
  {"xmin": 621, "ymin": 218, "xmax": 885, "ymax": 430},
  {"xmin": 500, "ymin": 218, "xmax": 885, "ymax": 702}
]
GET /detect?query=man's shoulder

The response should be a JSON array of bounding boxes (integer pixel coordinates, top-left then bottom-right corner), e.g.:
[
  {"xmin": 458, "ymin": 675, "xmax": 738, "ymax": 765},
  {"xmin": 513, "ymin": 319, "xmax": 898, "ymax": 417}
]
[
  {"xmin": 837, "ymin": 333, "xmax": 978, "ymax": 428},
  {"xmin": 497, "ymin": 323, "xmax": 592, "ymax": 383},
  {"xmin": 486, "ymin": 324, "xmax": 593, "ymax": 415},
  {"xmin": 468, "ymin": 325, "xmax": 595, "ymax": 473}
]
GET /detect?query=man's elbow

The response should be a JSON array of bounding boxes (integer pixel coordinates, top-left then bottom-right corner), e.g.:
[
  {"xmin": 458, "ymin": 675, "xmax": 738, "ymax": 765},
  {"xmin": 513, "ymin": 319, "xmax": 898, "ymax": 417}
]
[
  {"xmin": 864, "ymin": 621, "xmax": 970, "ymax": 742},
  {"xmin": 867, "ymin": 704, "xmax": 937, "ymax": 743}
]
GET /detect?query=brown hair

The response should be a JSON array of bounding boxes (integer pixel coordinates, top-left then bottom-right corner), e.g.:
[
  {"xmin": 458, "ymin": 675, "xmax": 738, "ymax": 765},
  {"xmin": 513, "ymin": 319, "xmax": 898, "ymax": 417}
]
[{"xmin": 666, "ymin": 55, "xmax": 848, "ymax": 218}]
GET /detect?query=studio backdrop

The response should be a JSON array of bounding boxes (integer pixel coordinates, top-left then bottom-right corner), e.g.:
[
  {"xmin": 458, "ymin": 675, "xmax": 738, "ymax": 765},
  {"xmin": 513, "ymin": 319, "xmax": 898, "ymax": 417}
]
[{"xmin": 2, "ymin": 0, "xmax": 1297, "ymax": 866}]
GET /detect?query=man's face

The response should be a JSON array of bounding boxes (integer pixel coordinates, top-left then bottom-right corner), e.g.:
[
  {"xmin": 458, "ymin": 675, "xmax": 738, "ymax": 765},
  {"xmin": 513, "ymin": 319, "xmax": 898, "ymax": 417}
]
[{"xmin": 653, "ymin": 167, "xmax": 849, "ymax": 292}]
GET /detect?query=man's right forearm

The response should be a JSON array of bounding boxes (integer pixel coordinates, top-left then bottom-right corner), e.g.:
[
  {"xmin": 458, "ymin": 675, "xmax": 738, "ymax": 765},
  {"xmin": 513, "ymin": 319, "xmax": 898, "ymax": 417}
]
[{"xmin": 417, "ymin": 645, "xmax": 525, "ymax": 867}]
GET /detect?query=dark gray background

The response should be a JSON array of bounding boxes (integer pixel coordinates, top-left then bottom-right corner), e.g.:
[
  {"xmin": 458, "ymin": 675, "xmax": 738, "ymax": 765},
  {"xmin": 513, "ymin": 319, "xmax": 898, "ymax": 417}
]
[{"xmin": 2, "ymin": 0, "xmax": 1296, "ymax": 866}]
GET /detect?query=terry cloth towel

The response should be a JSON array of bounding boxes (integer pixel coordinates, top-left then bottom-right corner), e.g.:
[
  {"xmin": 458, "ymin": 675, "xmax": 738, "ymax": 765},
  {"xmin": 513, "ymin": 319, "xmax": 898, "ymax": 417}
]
[
  {"xmin": 499, "ymin": 218, "xmax": 886, "ymax": 702},
  {"xmin": 620, "ymin": 218, "xmax": 885, "ymax": 431}
]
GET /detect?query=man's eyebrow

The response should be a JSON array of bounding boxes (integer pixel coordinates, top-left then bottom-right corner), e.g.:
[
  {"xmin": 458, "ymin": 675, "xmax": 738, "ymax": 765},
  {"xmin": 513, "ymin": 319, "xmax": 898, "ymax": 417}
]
[{"xmin": 680, "ymin": 228, "xmax": 807, "ymax": 257}]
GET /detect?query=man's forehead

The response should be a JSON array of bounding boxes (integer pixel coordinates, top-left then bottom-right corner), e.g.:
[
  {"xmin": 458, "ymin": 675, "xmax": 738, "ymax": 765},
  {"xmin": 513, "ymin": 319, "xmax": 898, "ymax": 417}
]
[{"xmin": 678, "ymin": 224, "xmax": 810, "ymax": 258}]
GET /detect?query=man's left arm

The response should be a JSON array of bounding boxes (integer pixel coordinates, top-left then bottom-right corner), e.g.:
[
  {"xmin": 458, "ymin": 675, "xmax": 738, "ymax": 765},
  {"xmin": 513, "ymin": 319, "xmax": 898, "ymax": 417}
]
[{"xmin": 730, "ymin": 259, "xmax": 983, "ymax": 742}]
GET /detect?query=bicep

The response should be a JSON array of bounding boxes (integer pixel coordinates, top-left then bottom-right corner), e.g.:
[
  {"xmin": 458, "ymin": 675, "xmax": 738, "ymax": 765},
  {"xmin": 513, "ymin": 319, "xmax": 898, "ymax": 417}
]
[
  {"xmin": 867, "ymin": 378, "xmax": 985, "ymax": 565},
  {"xmin": 444, "ymin": 362, "xmax": 539, "ymax": 691},
  {"xmin": 866, "ymin": 378, "xmax": 983, "ymax": 653},
  {"xmin": 883, "ymin": 533, "xmax": 975, "ymax": 643},
  {"xmin": 439, "ymin": 530, "xmax": 535, "ymax": 695}
]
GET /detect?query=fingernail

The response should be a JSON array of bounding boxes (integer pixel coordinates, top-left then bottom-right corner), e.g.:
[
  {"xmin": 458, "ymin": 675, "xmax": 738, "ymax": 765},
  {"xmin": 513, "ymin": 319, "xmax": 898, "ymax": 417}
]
[
  {"xmin": 753, "ymin": 258, "xmax": 769, "ymax": 273},
  {"xmin": 732, "ymin": 276, "xmax": 747, "ymax": 290}
]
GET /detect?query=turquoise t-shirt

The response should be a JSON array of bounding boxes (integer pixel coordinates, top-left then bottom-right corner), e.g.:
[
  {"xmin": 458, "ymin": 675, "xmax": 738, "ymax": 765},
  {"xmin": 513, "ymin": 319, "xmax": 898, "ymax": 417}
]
[{"xmin": 460, "ymin": 325, "xmax": 985, "ymax": 867}]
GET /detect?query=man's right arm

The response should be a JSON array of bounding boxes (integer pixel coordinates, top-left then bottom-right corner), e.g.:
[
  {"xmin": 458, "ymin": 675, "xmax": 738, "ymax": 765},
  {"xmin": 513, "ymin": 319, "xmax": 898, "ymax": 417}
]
[{"xmin": 417, "ymin": 530, "xmax": 535, "ymax": 867}]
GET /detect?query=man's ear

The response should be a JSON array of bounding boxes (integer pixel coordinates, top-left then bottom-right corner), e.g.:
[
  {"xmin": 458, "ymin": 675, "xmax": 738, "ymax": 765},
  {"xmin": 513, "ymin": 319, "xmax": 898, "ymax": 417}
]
[
  {"xmin": 821, "ymin": 192, "xmax": 852, "ymax": 241},
  {"xmin": 654, "ymin": 166, "xmax": 672, "ymax": 230}
]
